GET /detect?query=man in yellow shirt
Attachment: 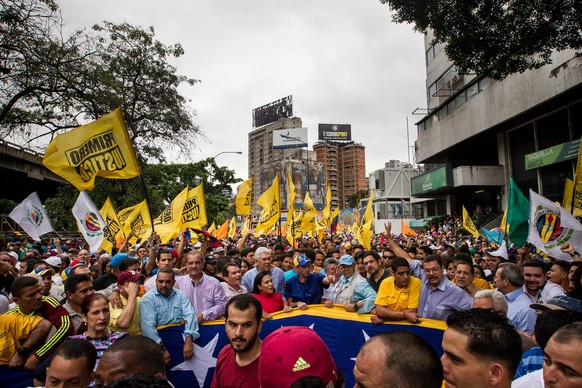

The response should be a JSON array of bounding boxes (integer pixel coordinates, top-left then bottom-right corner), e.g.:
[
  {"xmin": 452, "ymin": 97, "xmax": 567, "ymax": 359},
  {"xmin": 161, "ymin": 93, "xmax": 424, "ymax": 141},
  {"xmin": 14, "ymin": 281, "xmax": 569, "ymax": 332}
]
[
  {"xmin": 371, "ymin": 257, "xmax": 421, "ymax": 324},
  {"xmin": 108, "ymin": 270, "xmax": 143, "ymax": 336},
  {"xmin": 0, "ymin": 314, "xmax": 52, "ymax": 367}
]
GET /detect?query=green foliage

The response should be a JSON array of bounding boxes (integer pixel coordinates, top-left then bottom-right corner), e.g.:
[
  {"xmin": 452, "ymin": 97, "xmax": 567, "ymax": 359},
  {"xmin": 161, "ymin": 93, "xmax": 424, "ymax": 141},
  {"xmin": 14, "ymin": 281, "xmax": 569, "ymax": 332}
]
[
  {"xmin": 43, "ymin": 160, "xmax": 240, "ymax": 231},
  {"xmin": 0, "ymin": 198, "xmax": 15, "ymax": 214},
  {"xmin": 1, "ymin": 0, "xmax": 201, "ymax": 161},
  {"xmin": 380, "ymin": 0, "xmax": 582, "ymax": 80}
]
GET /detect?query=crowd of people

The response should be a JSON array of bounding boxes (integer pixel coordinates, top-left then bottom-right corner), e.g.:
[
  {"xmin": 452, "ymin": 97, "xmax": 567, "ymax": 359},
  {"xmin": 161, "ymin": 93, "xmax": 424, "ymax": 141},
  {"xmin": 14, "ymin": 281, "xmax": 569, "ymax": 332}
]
[{"xmin": 1, "ymin": 215, "xmax": 582, "ymax": 387}]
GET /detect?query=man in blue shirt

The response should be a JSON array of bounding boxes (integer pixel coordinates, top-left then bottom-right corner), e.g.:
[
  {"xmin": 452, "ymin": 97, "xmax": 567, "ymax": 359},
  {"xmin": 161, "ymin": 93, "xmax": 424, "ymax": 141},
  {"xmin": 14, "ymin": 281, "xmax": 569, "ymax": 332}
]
[
  {"xmin": 494, "ymin": 262, "xmax": 537, "ymax": 334},
  {"xmin": 140, "ymin": 268, "xmax": 199, "ymax": 365},
  {"xmin": 285, "ymin": 254, "xmax": 333, "ymax": 309}
]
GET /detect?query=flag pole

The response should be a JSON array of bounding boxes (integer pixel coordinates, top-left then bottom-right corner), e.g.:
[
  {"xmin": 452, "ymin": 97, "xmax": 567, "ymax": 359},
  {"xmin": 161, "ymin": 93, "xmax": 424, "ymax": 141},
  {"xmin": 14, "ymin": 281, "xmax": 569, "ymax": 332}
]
[{"xmin": 138, "ymin": 174, "xmax": 155, "ymax": 234}]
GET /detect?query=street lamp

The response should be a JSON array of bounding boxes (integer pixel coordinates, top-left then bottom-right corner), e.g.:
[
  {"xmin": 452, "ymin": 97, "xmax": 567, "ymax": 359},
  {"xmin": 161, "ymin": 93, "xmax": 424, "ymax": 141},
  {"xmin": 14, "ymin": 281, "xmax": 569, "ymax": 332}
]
[{"xmin": 213, "ymin": 151, "xmax": 243, "ymax": 159}]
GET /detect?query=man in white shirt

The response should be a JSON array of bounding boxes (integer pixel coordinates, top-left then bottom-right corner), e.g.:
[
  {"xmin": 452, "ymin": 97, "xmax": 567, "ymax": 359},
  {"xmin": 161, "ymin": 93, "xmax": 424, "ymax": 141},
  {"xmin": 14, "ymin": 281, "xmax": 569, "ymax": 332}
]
[{"xmin": 221, "ymin": 262, "xmax": 248, "ymax": 300}]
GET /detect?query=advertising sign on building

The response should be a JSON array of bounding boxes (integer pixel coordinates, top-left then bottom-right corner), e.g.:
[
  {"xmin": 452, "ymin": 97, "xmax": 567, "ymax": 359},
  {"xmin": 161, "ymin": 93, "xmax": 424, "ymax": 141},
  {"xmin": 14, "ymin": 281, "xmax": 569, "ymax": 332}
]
[
  {"xmin": 318, "ymin": 124, "xmax": 352, "ymax": 142},
  {"xmin": 524, "ymin": 139, "xmax": 580, "ymax": 170},
  {"xmin": 273, "ymin": 128, "xmax": 308, "ymax": 149},
  {"xmin": 252, "ymin": 95, "xmax": 293, "ymax": 128},
  {"xmin": 411, "ymin": 165, "xmax": 452, "ymax": 196}
]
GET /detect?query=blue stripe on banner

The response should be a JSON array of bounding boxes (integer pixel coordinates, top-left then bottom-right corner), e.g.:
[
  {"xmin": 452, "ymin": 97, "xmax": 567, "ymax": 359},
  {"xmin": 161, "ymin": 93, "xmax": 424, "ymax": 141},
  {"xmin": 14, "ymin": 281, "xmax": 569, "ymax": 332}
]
[
  {"xmin": 164, "ymin": 306, "xmax": 445, "ymax": 388},
  {"xmin": 0, "ymin": 365, "xmax": 35, "ymax": 388}
]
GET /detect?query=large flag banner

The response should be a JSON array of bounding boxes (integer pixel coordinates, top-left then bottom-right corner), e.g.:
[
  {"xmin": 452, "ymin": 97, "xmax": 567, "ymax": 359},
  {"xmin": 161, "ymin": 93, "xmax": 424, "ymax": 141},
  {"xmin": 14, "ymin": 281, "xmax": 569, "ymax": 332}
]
[
  {"xmin": 9, "ymin": 192, "xmax": 54, "ymax": 242},
  {"xmin": 154, "ymin": 187, "xmax": 189, "ymax": 244},
  {"xmin": 182, "ymin": 184, "xmax": 208, "ymax": 229},
  {"xmin": 235, "ymin": 178, "xmax": 253, "ymax": 215},
  {"xmin": 99, "ymin": 198, "xmax": 121, "ymax": 253},
  {"xmin": 122, "ymin": 199, "xmax": 152, "ymax": 243},
  {"xmin": 42, "ymin": 109, "xmax": 140, "ymax": 191},
  {"xmin": 228, "ymin": 217, "xmax": 237, "ymax": 239},
  {"xmin": 158, "ymin": 306, "xmax": 446, "ymax": 388},
  {"xmin": 356, "ymin": 195, "xmax": 374, "ymax": 249},
  {"xmin": 402, "ymin": 219, "xmax": 418, "ymax": 236},
  {"xmin": 255, "ymin": 174, "xmax": 280, "ymax": 232},
  {"xmin": 528, "ymin": 190, "xmax": 582, "ymax": 261},
  {"xmin": 461, "ymin": 206, "xmax": 480, "ymax": 238},
  {"xmin": 72, "ymin": 191, "xmax": 107, "ymax": 253},
  {"xmin": 507, "ymin": 177, "xmax": 530, "ymax": 246}
]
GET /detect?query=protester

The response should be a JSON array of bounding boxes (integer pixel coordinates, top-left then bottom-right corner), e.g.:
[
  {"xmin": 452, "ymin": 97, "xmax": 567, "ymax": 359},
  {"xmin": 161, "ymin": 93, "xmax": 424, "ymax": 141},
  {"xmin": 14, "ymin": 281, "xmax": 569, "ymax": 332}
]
[
  {"xmin": 212, "ymin": 295, "xmax": 263, "ymax": 388},
  {"xmin": 251, "ymin": 270, "xmax": 292, "ymax": 319},
  {"xmin": 354, "ymin": 331, "xmax": 443, "ymax": 388},
  {"xmin": 259, "ymin": 326, "xmax": 339, "ymax": 388},
  {"xmin": 44, "ymin": 339, "xmax": 97, "ymax": 388}
]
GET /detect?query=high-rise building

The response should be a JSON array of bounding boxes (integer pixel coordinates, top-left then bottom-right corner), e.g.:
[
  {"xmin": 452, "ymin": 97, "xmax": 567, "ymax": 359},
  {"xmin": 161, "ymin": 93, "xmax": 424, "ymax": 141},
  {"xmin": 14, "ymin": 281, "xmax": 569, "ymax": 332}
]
[
  {"xmin": 412, "ymin": 28, "xmax": 582, "ymax": 217},
  {"xmin": 314, "ymin": 141, "xmax": 367, "ymax": 209}
]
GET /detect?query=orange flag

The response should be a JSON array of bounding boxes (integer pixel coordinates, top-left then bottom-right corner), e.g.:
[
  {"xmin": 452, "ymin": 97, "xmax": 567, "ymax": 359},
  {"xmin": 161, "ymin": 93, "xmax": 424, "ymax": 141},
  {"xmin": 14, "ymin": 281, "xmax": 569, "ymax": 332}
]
[
  {"xmin": 402, "ymin": 219, "xmax": 417, "ymax": 236},
  {"xmin": 214, "ymin": 220, "xmax": 229, "ymax": 240}
]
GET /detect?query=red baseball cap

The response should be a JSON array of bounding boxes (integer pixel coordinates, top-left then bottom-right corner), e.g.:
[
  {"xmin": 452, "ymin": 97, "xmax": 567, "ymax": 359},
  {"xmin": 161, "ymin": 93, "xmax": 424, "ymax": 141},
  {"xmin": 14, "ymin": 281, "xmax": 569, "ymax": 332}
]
[
  {"xmin": 117, "ymin": 270, "xmax": 145, "ymax": 286},
  {"xmin": 259, "ymin": 326, "xmax": 337, "ymax": 388}
]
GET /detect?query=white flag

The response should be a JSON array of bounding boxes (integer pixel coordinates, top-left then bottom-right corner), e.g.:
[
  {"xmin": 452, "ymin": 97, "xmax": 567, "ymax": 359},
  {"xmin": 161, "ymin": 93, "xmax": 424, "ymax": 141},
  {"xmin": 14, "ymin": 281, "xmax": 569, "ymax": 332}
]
[
  {"xmin": 72, "ymin": 191, "xmax": 106, "ymax": 253},
  {"xmin": 9, "ymin": 192, "xmax": 54, "ymax": 242},
  {"xmin": 528, "ymin": 189, "xmax": 582, "ymax": 261}
]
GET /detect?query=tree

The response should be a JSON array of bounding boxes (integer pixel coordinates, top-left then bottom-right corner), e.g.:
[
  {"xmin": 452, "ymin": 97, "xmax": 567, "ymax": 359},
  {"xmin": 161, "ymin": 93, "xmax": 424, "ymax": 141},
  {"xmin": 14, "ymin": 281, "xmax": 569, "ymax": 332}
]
[
  {"xmin": 380, "ymin": 0, "xmax": 582, "ymax": 80},
  {"xmin": 43, "ymin": 160, "xmax": 240, "ymax": 231},
  {"xmin": 1, "ymin": 0, "xmax": 201, "ymax": 161},
  {"xmin": 348, "ymin": 189, "xmax": 369, "ymax": 209}
]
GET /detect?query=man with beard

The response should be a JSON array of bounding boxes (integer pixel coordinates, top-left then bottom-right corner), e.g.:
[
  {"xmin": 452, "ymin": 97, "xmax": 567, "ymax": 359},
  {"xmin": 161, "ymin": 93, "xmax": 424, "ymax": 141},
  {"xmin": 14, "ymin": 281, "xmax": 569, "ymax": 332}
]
[
  {"xmin": 363, "ymin": 251, "xmax": 390, "ymax": 292},
  {"xmin": 371, "ymin": 257, "xmax": 421, "ymax": 324},
  {"xmin": 211, "ymin": 294, "xmax": 263, "ymax": 388},
  {"xmin": 522, "ymin": 260, "xmax": 565, "ymax": 303}
]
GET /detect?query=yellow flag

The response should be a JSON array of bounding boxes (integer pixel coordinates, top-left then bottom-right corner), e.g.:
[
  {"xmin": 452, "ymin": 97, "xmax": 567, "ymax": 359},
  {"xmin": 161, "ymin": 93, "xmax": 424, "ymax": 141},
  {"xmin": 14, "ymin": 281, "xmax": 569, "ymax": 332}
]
[
  {"xmin": 240, "ymin": 216, "xmax": 250, "ymax": 236},
  {"xmin": 228, "ymin": 217, "xmax": 237, "ymax": 238},
  {"xmin": 153, "ymin": 187, "xmax": 188, "ymax": 244},
  {"xmin": 116, "ymin": 203, "xmax": 138, "ymax": 245},
  {"xmin": 573, "ymin": 137, "xmax": 582, "ymax": 215},
  {"xmin": 563, "ymin": 178, "xmax": 582, "ymax": 217},
  {"xmin": 361, "ymin": 194, "xmax": 374, "ymax": 229},
  {"xmin": 286, "ymin": 211, "xmax": 303, "ymax": 246},
  {"xmin": 207, "ymin": 222, "xmax": 216, "ymax": 235},
  {"xmin": 42, "ymin": 109, "xmax": 140, "ymax": 191},
  {"xmin": 500, "ymin": 207, "xmax": 508, "ymax": 233},
  {"xmin": 401, "ymin": 219, "xmax": 417, "ymax": 236},
  {"xmin": 122, "ymin": 199, "xmax": 152, "ymax": 243},
  {"xmin": 287, "ymin": 170, "xmax": 296, "ymax": 212},
  {"xmin": 99, "ymin": 198, "xmax": 121, "ymax": 253},
  {"xmin": 355, "ymin": 195, "xmax": 374, "ymax": 249},
  {"xmin": 256, "ymin": 175, "xmax": 280, "ymax": 232},
  {"xmin": 301, "ymin": 192, "xmax": 318, "ymax": 232},
  {"xmin": 182, "ymin": 184, "xmax": 207, "ymax": 229},
  {"xmin": 215, "ymin": 220, "xmax": 229, "ymax": 240},
  {"xmin": 316, "ymin": 185, "xmax": 333, "ymax": 231},
  {"xmin": 235, "ymin": 178, "xmax": 253, "ymax": 215},
  {"xmin": 462, "ymin": 206, "xmax": 480, "ymax": 238},
  {"xmin": 356, "ymin": 224, "xmax": 372, "ymax": 250}
]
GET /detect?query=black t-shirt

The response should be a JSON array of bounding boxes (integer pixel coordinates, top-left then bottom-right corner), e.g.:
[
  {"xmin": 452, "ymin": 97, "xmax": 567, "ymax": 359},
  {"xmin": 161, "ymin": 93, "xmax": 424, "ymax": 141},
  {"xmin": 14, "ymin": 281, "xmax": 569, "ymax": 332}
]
[
  {"xmin": 367, "ymin": 270, "xmax": 391, "ymax": 293},
  {"xmin": 93, "ymin": 272, "xmax": 117, "ymax": 291}
]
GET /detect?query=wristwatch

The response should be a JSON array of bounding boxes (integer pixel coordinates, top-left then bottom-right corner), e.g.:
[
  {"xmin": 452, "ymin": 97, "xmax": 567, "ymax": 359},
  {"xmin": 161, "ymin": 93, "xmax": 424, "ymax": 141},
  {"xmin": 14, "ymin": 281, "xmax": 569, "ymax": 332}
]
[
  {"xmin": 571, "ymin": 251, "xmax": 579, "ymax": 257},
  {"xmin": 17, "ymin": 347, "xmax": 32, "ymax": 358}
]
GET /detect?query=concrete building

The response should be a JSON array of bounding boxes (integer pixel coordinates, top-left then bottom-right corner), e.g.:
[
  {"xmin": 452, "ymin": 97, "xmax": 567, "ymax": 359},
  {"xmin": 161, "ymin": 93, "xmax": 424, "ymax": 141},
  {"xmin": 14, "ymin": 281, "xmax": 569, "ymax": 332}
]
[
  {"xmin": 412, "ymin": 28, "xmax": 582, "ymax": 217},
  {"xmin": 313, "ymin": 141, "xmax": 367, "ymax": 209}
]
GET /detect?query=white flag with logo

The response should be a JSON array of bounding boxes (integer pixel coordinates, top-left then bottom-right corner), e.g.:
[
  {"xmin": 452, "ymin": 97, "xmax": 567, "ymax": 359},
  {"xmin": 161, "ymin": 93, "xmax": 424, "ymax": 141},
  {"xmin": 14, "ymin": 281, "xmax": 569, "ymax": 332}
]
[
  {"xmin": 9, "ymin": 192, "xmax": 54, "ymax": 242},
  {"xmin": 528, "ymin": 189, "xmax": 582, "ymax": 261},
  {"xmin": 72, "ymin": 191, "xmax": 106, "ymax": 253}
]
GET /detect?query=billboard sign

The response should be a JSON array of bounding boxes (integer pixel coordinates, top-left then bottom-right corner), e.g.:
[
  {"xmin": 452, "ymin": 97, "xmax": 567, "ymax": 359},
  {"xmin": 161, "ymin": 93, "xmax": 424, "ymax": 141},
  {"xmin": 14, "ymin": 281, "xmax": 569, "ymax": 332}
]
[
  {"xmin": 524, "ymin": 139, "xmax": 580, "ymax": 170},
  {"xmin": 273, "ymin": 128, "xmax": 308, "ymax": 149},
  {"xmin": 318, "ymin": 123, "xmax": 351, "ymax": 142},
  {"xmin": 252, "ymin": 95, "xmax": 293, "ymax": 128}
]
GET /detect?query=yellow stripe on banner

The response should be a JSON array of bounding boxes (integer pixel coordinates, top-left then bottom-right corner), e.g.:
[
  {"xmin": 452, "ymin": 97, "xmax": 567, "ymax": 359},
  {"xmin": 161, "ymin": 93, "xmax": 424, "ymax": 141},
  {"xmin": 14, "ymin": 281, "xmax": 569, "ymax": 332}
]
[
  {"xmin": 201, "ymin": 304, "xmax": 448, "ymax": 331},
  {"xmin": 156, "ymin": 322, "xmax": 185, "ymax": 331}
]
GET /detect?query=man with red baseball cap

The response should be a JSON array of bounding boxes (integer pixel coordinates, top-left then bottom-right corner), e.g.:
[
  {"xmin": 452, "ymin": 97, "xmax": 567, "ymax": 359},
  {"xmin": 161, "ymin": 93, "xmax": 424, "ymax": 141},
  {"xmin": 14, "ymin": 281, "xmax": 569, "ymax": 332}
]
[
  {"xmin": 108, "ymin": 270, "xmax": 144, "ymax": 336},
  {"xmin": 259, "ymin": 326, "xmax": 339, "ymax": 387}
]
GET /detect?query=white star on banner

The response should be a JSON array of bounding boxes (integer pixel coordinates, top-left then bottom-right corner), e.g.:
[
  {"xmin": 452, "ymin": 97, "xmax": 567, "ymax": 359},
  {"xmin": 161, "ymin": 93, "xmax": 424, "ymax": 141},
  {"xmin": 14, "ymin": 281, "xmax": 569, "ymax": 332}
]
[
  {"xmin": 350, "ymin": 330, "xmax": 371, "ymax": 361},
  {"xmin": 171, "ymin": 333, "xmax": 219, "ymax": 387}
]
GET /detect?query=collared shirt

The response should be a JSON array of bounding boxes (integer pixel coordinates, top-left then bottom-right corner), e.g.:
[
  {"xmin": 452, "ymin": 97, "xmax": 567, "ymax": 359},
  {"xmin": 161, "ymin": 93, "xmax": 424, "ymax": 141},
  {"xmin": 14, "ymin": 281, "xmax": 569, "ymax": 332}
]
[
  {"xmin": 62, "ymin": 300, "xmax": 84, "ymax": 334},
  {"xmin": 522, "ymin": 281, "xmax": 565, "ymax": 304},
  {"xmin": 221, "ymin": 282, "xmax": 248, "ymax": 300},
  {"xmin": 242, "ymin": 267, "xmax": 285, "ymax": 296},
  {"xmin": 285, "ymin": 273, "xmax": 326, "ymax": 304},
  {"xmin": 511, "ymin": 368, "xmax": 543, "ymax": 388},
  {"xmin": 418, "ymin": 276, "xmax": 473, "ymax": 321},
  {"xmin": 322, "ymin": 281, "xmax": 340, "ymax": 302},
  {"xmin": 505, "ymin": 288, "xmax": 537, "ymax": 334},
  {"xmin": 139, "ymin": 288, "xmax": 200, "ymax": 344},
  {"xmin": 176, "ymin": 274, "xmax": 227, "ymax": 321},
  {"xmin": 375, "ymin": 276, "xmax": 421, "ymax": 312},
  {"xmin": 336, "ymin": 273, "xmax": 377, "ymax": 313}
]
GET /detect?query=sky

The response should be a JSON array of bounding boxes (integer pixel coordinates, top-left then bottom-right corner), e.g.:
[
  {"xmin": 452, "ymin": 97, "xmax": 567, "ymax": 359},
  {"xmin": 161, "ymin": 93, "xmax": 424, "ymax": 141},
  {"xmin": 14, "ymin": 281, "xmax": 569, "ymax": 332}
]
[{"xmin": 56, "ymin": 0, "xmax": 427, "ymax": 182}]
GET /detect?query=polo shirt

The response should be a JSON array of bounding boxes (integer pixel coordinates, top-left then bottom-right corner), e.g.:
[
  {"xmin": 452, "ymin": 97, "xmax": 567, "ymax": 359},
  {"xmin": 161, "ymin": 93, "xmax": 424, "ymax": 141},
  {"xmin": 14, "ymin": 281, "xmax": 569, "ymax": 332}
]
[
  {"xmin": 374, "ymin": 276, "xmax": 421, "ymax": 312},
  {"xmin": 285, "ymin": 273, "xmax": 326, "ymax": 304}
]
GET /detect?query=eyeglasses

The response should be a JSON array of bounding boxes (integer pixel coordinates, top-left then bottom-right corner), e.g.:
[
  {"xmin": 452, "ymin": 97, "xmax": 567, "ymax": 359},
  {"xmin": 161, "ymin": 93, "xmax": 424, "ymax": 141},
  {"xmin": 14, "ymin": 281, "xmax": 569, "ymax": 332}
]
[{"xmin": 423, "ymin": 268, "xmax": 441, "ymax": 274}]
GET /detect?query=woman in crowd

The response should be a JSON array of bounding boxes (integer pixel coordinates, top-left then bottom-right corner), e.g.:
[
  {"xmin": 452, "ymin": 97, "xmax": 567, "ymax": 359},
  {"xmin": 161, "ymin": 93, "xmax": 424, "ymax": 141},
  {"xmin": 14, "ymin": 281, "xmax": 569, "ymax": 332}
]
[
  {"xmin": 70, "ymin": 293, "xmax": 128, "ymax": 385},
  {"xmin": 251, "ymin": 270, "xmax": 292, "ymax": 319},
  {"xmin": 240, "ymin": 258, "xmax": 251, "ymax": 276},
  {"xmin": 473, "ymin": 264, "xmax": 486, "ymax": 280}
]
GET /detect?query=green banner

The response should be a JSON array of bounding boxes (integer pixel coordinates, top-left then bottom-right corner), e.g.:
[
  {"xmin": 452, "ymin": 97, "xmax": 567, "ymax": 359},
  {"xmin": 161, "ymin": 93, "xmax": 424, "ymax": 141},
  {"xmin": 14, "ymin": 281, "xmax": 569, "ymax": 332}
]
[
  {"xmin": 525, "ymin": 139, "xmax": 580, "ymax": 170},
  {"xmin": 411, "ymin": 165, "xmax": 450, "ymax": 195}
]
